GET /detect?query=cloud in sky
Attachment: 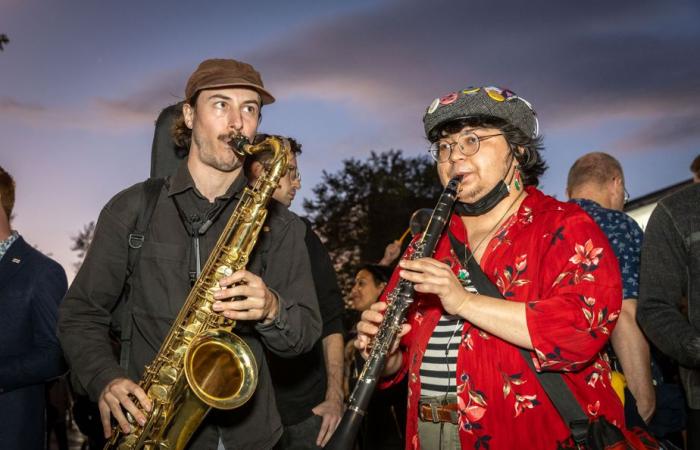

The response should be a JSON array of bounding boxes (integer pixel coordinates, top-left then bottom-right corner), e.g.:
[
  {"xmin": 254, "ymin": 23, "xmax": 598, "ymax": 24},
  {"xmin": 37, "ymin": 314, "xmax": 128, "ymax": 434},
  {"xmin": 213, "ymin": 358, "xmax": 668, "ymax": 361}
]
[
  {"xmin": 2, "ymin": 0, "xmax": 698, "ymax": 280},
  {"xmin": 246, "ymin": 0, "xmax": 700, "ymax": 148},
  {"xmin": 0, "ymin": 68, "xmax": 186, "ymax": 133},
  {"xmin": 4, "ymin": 0, "xmax": 697, "ymax": 148},
  {"xmin": 0, "ymin": 97, "xmax": 153, "ymax": 133},
  {"xmin": 612, "ymin": 109, "xmax": 700, "ymax": 152}
]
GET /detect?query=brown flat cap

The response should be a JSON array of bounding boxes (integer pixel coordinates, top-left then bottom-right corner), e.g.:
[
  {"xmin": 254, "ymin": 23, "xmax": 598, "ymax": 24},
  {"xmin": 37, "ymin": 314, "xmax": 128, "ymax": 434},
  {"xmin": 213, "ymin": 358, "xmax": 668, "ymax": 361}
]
[{"xmin": 185, "ymin": 58, "xmax": 275, "ymax": 105}]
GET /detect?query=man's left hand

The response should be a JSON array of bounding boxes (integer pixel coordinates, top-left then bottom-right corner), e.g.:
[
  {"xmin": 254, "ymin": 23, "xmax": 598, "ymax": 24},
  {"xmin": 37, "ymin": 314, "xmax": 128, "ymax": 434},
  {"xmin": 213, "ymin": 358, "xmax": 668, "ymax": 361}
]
[
  {"xmin": 212, "ymin": 269, "xmax": 278, "ymax": 323},
  {"xmin": 312, "ymin": 398, "xmax": 344, "ymax": 447}
]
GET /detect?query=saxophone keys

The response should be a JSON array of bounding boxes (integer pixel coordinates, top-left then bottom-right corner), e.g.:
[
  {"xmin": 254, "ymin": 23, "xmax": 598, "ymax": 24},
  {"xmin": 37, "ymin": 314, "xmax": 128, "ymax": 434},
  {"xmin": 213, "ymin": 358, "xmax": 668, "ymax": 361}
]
[
  {"xmin": 117, "ymin": 435, "xmax": 137, "ymax": 450},
  {"xmin": 216, "ymin": 265, "xmax": 234, "ymax": 278},
  {"xmin": 195, "ymin": 309, "xmax": 208, "ymax": 322},
  {"xmin": 172, "ymin": 345, "xmax": 187, "ymax": 362},
  {"xmin": 157, "ymin": 365, "xmax": 178, "ymax": 385},
  {"xmin": 183, "ymin": 322, "xmax": 200, "ymax": 339},
  {"xmin": 148, "ymin": 384, "xmax": 169, "ymax": 402}
]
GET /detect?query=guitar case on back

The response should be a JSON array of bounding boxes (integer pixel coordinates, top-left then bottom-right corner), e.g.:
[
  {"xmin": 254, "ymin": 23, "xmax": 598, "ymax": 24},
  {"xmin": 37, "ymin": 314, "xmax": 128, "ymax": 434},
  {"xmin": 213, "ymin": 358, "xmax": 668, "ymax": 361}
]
[{"xmin": 150, "ymin": 101, "xmax": 187, "ymax": 178}]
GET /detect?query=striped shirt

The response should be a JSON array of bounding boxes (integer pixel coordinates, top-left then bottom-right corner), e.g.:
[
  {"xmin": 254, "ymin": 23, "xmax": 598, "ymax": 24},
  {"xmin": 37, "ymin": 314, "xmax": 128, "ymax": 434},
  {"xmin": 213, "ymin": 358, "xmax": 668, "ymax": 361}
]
[
  {"xmin": 419, "ymin": 267, "xmax": 478, "ymax": 397},
  {"xmin": 420, "ymin": 314, "xmax": 464, "ymax": 397}
]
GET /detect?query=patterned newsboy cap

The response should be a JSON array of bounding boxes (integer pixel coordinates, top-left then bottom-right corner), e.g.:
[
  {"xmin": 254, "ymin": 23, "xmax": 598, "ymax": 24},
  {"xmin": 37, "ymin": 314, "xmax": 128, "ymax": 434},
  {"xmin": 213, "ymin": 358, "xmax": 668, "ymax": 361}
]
[{"xmin": 423, "ymin": 86, "xmax": 539, "ymax": 140}]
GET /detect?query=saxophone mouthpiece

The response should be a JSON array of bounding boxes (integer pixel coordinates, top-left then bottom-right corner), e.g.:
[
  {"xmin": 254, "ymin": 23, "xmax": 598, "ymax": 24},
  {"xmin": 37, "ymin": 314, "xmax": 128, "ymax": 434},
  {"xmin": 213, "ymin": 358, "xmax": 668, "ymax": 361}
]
[{"xmin": 229, "ymin": 135, "xmax": 250, "ymax": 153}]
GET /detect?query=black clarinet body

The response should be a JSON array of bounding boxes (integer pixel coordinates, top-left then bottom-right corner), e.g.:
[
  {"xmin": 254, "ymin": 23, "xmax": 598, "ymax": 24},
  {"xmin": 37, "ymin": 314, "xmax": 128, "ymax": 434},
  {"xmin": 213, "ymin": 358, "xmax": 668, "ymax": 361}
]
[{"xmin": 326, "ymin": 176, "xmax": 460, "ymax": 450}]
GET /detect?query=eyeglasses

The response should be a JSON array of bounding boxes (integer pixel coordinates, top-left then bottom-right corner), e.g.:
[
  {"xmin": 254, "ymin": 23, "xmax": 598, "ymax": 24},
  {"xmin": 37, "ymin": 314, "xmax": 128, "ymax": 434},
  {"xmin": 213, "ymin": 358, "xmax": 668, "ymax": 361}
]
[
  {"xmin": 287, "ymin": 166, "xmax": 301, "ymax": 182},
  {"xmin": 428, "ymin": 131, "xmax": 503, "ymax": 163}
]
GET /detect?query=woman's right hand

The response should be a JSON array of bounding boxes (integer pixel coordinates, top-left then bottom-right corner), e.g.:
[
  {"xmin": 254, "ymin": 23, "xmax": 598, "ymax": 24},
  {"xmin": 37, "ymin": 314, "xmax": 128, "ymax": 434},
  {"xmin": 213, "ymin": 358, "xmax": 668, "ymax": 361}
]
[{"xmin": 354, "ymin": 302, "xmax": 411, "ymax": 377}]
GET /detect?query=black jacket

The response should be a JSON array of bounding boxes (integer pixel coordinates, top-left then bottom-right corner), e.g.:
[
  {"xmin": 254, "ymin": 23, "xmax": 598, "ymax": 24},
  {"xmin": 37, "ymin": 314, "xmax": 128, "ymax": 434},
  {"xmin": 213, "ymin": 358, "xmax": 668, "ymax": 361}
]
[
  {"xmin": 0, "ymin": 235, "xmax": 67, "ymax": 450},
  {"xmin": 638, "ymin": 183, "xmax": 700, "ymax": 407},
  {"xmin": 59, "ymin": 163, "xmax": 321, "ymax": 450},
  {"xmin": 267, "ymin": 218, "xmax": 345, "ymax": 426}
]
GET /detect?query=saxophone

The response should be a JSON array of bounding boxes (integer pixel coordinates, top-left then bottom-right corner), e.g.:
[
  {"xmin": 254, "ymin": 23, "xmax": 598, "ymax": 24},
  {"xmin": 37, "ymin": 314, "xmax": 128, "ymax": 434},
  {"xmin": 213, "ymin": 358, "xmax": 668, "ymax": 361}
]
[{"xmin": 105, "ymin": 135, "xmax": 290, "ymax": 450}]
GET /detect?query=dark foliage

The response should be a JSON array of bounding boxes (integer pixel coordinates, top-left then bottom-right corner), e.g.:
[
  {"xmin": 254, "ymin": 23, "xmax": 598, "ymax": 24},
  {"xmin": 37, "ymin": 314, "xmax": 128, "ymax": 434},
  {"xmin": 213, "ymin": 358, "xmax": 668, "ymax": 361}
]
[
  {"xmin": 303, "ymin": 149, "xmax": 442, "ymax": 297},
  {"xmin": 70, "ymin": 221, "xmax": 95, "ymax": 272}
]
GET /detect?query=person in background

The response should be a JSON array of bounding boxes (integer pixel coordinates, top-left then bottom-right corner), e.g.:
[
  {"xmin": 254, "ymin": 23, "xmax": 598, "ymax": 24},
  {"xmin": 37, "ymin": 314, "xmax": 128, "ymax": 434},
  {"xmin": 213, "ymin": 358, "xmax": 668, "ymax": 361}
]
[
  {"xmin": 346, "ymin": 263, "xmax": 406, "ymax": 450},
  {"xmin": 690, "ymin": 155, "xmax": 700, "ymax": 183},
  {"xmin": 637, "ymin": 182, "xmax": 700, "ymax": 450},
  {"xmin": 0, "ymin": 165, "xmax": 68, "ymax": 450},
  {"xmin": 349, "ymin": 264, "xmax": 392, "ymax": 314},
  {"xmin": 566, "ymin": 152, "xmax": 655, "ymax": 426},
  {"xmin": 245, "ymin": 135, "xmax": 345, "ymax": 449}
]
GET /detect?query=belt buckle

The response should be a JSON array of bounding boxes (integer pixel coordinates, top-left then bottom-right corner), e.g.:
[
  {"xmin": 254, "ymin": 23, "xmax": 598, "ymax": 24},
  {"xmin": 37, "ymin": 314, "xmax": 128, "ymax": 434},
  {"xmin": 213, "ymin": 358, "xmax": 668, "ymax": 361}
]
[{"xmin": 431, "ymin": 403, "xmax": 439, "ymax": 423}]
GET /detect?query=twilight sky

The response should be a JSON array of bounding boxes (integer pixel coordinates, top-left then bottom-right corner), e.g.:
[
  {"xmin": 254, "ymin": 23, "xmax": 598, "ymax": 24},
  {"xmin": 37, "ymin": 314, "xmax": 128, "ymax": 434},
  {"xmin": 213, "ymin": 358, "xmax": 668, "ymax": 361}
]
[{"xmin": 1, "ymin": 0, "xmax": 699, "ymax": 279}]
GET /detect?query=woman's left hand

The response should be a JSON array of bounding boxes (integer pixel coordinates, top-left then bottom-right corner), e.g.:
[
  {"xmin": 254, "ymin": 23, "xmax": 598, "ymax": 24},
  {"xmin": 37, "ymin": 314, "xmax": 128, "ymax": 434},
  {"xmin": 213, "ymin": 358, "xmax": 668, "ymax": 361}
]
[{"xmin": 398, "ymin": 257, "xmax": 471, "ymax": 316}]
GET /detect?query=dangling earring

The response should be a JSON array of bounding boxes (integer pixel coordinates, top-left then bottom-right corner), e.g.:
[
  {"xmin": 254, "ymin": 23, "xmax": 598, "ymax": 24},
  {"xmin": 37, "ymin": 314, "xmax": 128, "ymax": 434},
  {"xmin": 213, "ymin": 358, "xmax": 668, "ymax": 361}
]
[{"xmin": 514, "ymin": 166, "xmax": 522, "ymax": 191}]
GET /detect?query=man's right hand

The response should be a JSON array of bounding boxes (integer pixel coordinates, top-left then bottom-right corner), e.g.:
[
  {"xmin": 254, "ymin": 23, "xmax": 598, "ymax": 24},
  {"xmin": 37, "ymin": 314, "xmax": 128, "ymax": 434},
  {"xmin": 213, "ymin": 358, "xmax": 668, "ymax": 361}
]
[
  {"xmin": 98, "ymin": 378, "xmax": 152, "ymax": 438},
  {"xmin": 354, "ymin": 302, "xmax": 410, "ymax": 377}
]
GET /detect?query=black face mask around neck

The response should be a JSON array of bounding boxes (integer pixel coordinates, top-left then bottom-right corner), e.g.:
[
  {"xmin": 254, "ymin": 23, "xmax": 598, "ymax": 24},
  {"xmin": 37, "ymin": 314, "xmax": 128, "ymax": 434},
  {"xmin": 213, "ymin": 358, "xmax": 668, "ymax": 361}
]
[
  {"xmin": 454, "ymin": 180, "xmax": 510, "ymax": 216},
  {"xmin": 454, "ymin": 151, "xmax": 519, "ymax": 216}
]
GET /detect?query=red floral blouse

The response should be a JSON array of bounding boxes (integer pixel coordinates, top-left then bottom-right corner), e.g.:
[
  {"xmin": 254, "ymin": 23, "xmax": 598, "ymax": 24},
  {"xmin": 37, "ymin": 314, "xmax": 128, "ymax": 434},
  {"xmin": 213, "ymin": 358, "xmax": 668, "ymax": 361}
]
[{"xmin": 379, "ymin": 187, "xmax": 626, "ymax": 450}]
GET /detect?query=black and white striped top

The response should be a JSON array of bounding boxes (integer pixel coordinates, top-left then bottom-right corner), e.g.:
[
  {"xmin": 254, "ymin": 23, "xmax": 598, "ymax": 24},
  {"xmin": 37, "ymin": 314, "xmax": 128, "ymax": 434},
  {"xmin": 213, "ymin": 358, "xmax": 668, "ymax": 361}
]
[{"xmin": 419, "ymin": 314, "xmax": 464, "ymax": 397}]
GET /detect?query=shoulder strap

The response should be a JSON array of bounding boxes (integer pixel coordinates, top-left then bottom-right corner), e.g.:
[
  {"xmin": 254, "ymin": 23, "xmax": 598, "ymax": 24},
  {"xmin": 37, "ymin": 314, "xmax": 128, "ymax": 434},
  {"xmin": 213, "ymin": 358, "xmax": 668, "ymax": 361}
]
[
  {"xmin": 447, "ymin": 230, "xmax": 590, "ymax": 445},
  {"xmin": 120, "ymin": 177, "xmax": 166, "ymax": 370},
  {"xmin": 127, "ymin": 178, "xmax": 166, "ymax": 267}
]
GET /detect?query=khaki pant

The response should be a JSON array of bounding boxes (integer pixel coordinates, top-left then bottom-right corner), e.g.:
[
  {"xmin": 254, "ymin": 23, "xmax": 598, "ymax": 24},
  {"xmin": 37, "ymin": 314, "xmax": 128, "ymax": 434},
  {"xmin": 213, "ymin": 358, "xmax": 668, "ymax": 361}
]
[{"xmin": 417, "ymin": 419, "xmax": 460, "ymax": 450}]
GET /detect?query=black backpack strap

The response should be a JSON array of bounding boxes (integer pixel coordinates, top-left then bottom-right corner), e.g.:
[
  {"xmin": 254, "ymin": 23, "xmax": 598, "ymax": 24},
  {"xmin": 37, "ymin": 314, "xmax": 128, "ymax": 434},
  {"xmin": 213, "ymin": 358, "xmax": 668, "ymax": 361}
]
[
  {"xmin": 447, "ymin": 230, "xmax": 590, "ymax": 446},
  {"xmin": 120, "ymin": 177, "xmax": 166, "ymax": 370}
]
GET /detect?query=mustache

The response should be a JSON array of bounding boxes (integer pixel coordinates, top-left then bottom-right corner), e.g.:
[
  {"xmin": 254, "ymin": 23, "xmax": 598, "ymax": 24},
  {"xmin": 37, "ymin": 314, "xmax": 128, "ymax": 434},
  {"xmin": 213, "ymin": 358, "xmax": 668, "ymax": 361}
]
[{"xmin": 219, "ymin": 133, "xmax": 243, "ymax": 144}]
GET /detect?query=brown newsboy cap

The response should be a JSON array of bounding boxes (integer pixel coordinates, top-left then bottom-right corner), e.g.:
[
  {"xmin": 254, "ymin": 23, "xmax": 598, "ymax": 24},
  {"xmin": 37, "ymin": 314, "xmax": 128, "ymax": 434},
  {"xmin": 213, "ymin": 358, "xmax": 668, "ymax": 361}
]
[{"xmin": 185, "ymin": 58, "xmax": 275, "ymax": 105}]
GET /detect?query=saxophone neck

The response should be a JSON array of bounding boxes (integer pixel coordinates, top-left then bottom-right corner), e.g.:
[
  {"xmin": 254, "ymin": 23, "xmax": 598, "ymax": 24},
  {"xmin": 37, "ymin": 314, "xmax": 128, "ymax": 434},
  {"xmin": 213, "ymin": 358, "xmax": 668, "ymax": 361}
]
[{"xmin": 231, "ymin": 135, "xmax": 289, "ymax": 167}]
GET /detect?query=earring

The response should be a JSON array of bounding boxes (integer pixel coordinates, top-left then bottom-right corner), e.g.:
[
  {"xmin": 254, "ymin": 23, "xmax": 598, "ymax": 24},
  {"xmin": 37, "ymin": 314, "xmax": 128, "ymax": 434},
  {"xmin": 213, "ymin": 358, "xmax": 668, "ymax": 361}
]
[{"xmin": 514, "ymin": 167, "xmax": 522, "ymax": 191}]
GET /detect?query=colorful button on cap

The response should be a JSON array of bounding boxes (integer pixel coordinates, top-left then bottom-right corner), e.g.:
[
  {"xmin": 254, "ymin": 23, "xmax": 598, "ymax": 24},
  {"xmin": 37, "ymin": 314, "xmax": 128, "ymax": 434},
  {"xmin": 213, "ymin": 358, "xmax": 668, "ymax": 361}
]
[
  {"xmin": 427, "ymin": 97, "xmax": 440, "ymax": 114},
  {"xmin": 501, "ymin": 89, "xmax": 516, "ymax": 100},
  {"xmin": 440, "ymin": 93, "xmax": 459, "ymax": 105},
  {"xmin": 485, "ymin": 86, "xmax": 505, "ymax": 102}
]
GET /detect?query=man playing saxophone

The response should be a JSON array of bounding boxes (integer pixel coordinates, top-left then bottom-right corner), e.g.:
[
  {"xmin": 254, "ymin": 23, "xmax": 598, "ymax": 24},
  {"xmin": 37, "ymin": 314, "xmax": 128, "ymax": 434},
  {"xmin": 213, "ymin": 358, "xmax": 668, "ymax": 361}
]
[{"xmin": 59, "ymin": 58, "xmax": 321, "ymax": 450}]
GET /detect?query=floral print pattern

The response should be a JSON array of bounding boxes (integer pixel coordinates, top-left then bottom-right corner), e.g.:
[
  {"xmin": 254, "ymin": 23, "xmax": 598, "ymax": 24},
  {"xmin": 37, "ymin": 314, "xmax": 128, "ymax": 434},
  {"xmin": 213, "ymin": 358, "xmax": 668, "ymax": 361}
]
[
  {"xmin": 378, "ymin": 188, "xmax": 625, "ymax": 450},
  {"xmin": 571, "ymin": 198, "xmax": 642, "ymax": 299}
]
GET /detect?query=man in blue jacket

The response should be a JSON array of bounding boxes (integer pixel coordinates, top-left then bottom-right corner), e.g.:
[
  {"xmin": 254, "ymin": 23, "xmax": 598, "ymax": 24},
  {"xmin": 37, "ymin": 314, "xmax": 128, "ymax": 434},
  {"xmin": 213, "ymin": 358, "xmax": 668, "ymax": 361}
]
[{"xmin": 0, "ymin": 165, "xmax": 68, "ymax": 450}]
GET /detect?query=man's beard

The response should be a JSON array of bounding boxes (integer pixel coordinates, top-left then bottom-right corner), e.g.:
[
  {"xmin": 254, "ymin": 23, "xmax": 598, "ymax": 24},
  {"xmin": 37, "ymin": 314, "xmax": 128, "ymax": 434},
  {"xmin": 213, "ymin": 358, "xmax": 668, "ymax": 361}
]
[{"xmin": 192, "ymin": 132, "xmax": 241, "ymax": 172}]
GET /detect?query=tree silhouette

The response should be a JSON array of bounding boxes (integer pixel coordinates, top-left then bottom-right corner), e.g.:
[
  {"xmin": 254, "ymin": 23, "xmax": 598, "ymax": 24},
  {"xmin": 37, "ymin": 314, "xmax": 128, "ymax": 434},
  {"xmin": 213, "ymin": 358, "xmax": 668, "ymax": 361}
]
[
  {"xmin": 0, "ymin": 34, "xmax": 9, "ymax": 51},
  {"xmin": 70, "ymin": 221, "xmax": 95, "ymax": 272},
  {"xmin": 303, "ymin": 149, "xmax": 442, "ymax": 297}
]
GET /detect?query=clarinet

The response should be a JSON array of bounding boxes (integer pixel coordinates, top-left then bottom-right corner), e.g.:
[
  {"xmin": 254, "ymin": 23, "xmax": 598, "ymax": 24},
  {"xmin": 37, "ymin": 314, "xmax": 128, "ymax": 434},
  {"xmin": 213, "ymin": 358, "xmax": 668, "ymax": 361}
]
[{"xmin": 326, "ymin": 176, "xmax": 460, "ymax": 450}]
